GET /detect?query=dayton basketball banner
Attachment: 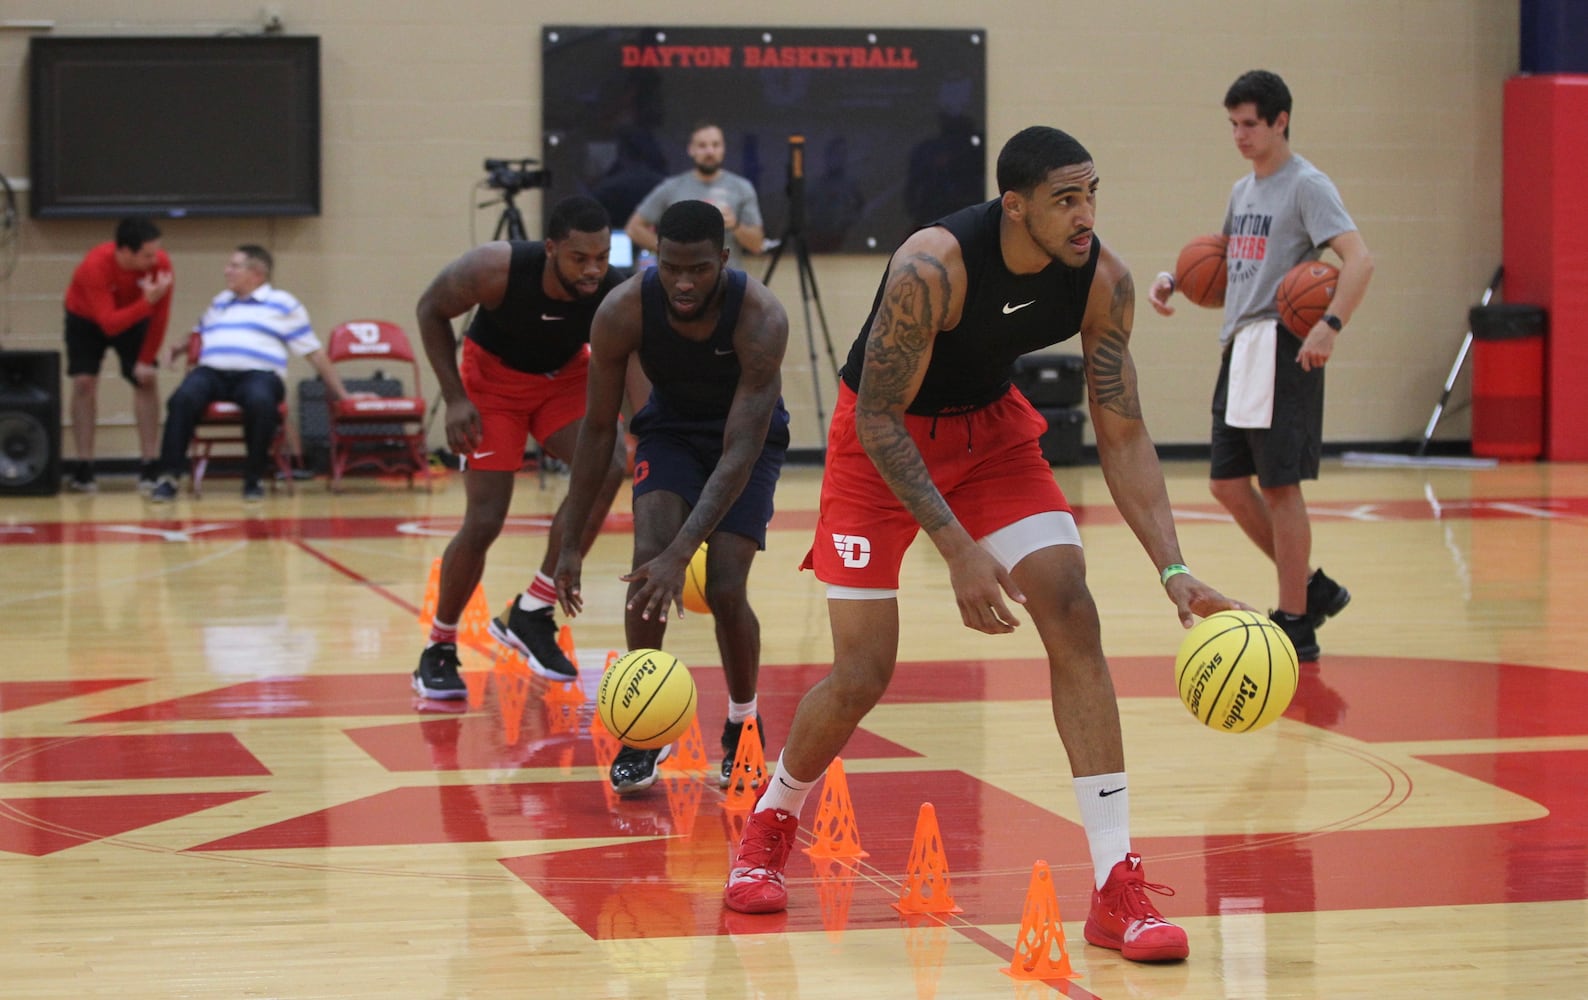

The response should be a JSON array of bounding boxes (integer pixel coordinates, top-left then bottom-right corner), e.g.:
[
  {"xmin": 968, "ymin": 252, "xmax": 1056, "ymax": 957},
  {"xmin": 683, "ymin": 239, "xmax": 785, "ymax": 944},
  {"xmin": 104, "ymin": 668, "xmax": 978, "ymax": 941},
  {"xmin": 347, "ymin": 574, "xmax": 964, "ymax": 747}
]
[{"xmin": 541, "ymin": 26, "xmax": 987, "ymax": 254}]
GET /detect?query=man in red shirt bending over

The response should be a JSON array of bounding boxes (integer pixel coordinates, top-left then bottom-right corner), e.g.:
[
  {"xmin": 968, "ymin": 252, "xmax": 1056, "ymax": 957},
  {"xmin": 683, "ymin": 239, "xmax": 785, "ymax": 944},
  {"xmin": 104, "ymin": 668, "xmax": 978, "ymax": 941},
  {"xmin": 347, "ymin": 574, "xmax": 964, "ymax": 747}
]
[{"xmin": 63, "ymin": 217, "xmax": 174, "ymax": 493}]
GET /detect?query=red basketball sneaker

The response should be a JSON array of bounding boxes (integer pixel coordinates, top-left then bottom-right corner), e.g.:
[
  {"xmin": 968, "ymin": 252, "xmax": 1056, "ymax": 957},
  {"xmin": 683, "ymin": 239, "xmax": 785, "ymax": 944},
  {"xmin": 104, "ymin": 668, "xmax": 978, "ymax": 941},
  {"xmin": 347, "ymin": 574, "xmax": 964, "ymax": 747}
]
[
  {"xmin": 1084, "ymin": 853, "xmax": 1190, "ymax": 962},
  {"xmin": 723, "ymin": 807, "xmax": 799, "ymax": 914}
]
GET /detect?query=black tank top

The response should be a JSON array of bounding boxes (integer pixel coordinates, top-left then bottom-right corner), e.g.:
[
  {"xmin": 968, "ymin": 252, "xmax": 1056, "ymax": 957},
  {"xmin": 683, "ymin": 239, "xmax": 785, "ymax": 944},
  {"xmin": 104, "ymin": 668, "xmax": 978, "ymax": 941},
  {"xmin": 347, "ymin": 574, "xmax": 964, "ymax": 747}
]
[
  {"xmin": 638, "ymin": 267, "xmax": 751, "ymax": 419},
  {"xmin": 464, "ymin": 241, "xmax": 623, "ymax": 374},
  {"xmin": 841, "ymin": 199, "xmax": 1101, "ymax": 415}
]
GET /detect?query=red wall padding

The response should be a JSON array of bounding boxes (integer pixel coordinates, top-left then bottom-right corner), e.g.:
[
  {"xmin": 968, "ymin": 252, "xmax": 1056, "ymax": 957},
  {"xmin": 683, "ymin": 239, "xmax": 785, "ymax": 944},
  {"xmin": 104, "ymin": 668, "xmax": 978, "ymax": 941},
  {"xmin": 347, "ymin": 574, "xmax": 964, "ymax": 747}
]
[{"xmin": 1502, "ymin": 75, "xmax": 1588, "ymax": 461}]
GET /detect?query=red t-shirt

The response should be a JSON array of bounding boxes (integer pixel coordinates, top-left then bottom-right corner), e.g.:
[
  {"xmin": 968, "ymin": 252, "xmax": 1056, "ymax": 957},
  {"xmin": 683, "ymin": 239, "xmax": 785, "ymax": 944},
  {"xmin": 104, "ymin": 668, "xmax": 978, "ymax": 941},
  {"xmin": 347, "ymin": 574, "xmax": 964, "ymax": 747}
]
[{"xmin": 63, "ymin": 241, "xmax": 174, "ymax": 365}]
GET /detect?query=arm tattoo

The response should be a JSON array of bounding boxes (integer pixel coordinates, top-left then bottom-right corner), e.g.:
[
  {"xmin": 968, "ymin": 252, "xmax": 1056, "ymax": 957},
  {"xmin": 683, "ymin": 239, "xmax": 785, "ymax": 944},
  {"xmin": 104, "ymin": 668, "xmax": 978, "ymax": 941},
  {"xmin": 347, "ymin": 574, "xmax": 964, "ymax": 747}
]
[
  {"xmin": 858, "ymin": 254, "xmax": 956, "ymax": 533},
  {"xmin": 1088, "ymin": 273, "xmax": 1143, "ymax": 419}
]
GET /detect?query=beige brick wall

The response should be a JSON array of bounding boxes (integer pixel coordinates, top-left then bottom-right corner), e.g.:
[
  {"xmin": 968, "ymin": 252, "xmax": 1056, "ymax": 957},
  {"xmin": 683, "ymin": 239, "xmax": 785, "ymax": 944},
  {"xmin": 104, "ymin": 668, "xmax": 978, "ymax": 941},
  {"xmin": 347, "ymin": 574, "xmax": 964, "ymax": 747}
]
[{"xmin": 0, "ymin": 2, "xmax": 1516, "ymax": 457}]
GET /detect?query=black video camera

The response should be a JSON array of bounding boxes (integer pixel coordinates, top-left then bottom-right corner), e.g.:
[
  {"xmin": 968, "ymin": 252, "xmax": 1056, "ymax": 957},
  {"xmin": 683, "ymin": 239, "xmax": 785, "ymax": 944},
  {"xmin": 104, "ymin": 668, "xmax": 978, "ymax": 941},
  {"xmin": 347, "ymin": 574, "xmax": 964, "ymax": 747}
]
[{"xmin": 484, "ymin": 157, "xmax": 550, "ymax": 193}]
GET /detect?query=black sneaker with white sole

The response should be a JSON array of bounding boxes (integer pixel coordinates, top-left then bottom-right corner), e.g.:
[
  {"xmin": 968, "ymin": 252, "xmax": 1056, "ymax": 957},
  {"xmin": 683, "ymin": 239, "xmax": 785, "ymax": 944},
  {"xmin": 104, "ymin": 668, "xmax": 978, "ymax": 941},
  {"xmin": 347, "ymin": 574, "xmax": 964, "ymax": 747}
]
[
  {"xmin": 1306, "ymin": 568, "xmax": 1351, "ymax": 629},
  {"xmin": 67, "ymin": 463, "xmax": 97, "ymax": 493},
  {"xmin": 719, "ymin": 714, "xmax": 766, "ymax": 788},
  {"xmin": 412, "ymin": 642, "xmax": 467, "ymax": 700},
  {"xmin": 137, "ymin": 461, "xmax": 161, "ymax": 497},
  {"xmin": 488, "ymin": 601, "xmax": 577, "ymax": 680},
  {"xmin": 610, "ymin": 743, "xmax": 672, "ymax": 795},
  {"xmin": 1269, "ymin": 610, "xmax": 1320, "ymax": 661}
]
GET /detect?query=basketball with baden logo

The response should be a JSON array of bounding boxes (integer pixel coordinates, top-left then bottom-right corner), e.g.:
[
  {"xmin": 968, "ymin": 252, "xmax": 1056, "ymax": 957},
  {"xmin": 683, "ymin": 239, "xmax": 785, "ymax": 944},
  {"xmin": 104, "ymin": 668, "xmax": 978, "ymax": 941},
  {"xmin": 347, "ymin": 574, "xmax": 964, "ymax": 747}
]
[
  {"xmin": 597, "ymin": 648, "xmax": 697, "ymax": 749},
  {"xmin": 682, "ymin": 542, "xmax": 710, "ymax": 615},
  {"xmin": 1174, "ymin": 234, "xmax": 1229, "ymax": 308},
  {"xmin": 1277, "ymin": 260, "xmax": 1339, "ymax": 335},
  {"xmin": 1174, "ymin": 611, "xmax": 1299, "ymax": 733}
]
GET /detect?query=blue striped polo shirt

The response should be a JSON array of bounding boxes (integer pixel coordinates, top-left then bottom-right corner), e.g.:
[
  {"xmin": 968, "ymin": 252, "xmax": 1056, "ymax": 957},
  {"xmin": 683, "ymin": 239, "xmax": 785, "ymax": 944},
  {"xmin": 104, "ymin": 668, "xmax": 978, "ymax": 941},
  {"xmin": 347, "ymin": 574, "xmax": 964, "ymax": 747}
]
[{"xmin": 196, "ymin": 283, "xmax": 321, "ymax": 375}]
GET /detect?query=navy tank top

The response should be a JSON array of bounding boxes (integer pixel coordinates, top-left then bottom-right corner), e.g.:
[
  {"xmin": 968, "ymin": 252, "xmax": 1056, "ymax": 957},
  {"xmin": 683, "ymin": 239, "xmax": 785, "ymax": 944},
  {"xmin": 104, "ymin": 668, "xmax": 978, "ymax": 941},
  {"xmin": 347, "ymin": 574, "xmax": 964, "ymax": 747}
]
[{"xmin": 638, "ymin": 267, "xmax": 751, "ymax": 420}]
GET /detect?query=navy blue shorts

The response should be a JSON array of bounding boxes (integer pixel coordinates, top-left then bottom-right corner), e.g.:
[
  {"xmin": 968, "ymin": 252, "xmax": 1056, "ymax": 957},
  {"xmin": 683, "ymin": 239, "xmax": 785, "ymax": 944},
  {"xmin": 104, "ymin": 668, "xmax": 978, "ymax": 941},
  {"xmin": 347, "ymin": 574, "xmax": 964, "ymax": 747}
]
[{"xmin": 628, "ymin": 398, "xmax": 790, "ymax": 549}]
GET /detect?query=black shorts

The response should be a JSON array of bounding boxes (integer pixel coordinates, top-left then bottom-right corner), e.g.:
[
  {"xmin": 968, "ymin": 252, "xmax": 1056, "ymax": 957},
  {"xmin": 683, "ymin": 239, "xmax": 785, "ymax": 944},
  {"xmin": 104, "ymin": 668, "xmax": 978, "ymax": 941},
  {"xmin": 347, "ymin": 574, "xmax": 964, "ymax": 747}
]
[
  {"xmin": 1210, "ymin": 326, "xmax": 1324, "ymax": 488},
  {"xmin": 628, "ymin": 397, "xmax": 790, "ymax": 549},
  {"xmin": 64, "ymin": 311, "xmax": 150, "ymax": 386}
]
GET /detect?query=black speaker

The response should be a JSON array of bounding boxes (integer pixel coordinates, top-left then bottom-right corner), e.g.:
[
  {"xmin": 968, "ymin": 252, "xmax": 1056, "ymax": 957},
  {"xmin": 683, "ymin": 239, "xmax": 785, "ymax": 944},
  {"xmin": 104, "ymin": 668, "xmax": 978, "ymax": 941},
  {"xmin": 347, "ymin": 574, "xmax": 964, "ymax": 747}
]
[{"xmin": 0, "ymin": 350, "xmax": 63, "ymax": 496}]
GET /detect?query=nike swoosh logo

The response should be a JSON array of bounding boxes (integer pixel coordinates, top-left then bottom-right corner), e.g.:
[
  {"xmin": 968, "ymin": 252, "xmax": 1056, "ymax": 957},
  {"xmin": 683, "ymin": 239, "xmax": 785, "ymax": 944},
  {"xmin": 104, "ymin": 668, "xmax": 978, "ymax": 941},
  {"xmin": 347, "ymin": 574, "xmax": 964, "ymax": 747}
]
[
  {"xmin": 541, "ymin": 314, "xmax": 565, "ymax": 321},
  {"xmin": 1099, "ymin": 787, "xmax": 1126, "ymax": 797},
  {"xmin": 713, "ymin": 347, "xmax": 735, "ymax": 356},
  {"xmin": 471, "ymin": 450, "xmax": 495, "ymax": 460},
  {"xmin": 1003, "ymin": 300, "xmax": 1036, "ymax": 315}
]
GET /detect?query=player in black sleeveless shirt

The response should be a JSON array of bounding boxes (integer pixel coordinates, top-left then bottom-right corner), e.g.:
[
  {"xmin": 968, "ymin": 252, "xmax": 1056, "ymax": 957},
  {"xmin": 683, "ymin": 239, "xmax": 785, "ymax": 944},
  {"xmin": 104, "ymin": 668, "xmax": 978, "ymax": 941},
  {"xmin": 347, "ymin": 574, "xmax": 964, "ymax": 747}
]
[
  {"xmin": 555, "ymin": 200, "xmax": 791, "ymax": 796},
  {"xmin": 410, "ymin": 196, "xmax": 628, "ymax": 701},
  {"xmin": 725, "ymin": 128, "xmax": 1249, "ymax": 964}
]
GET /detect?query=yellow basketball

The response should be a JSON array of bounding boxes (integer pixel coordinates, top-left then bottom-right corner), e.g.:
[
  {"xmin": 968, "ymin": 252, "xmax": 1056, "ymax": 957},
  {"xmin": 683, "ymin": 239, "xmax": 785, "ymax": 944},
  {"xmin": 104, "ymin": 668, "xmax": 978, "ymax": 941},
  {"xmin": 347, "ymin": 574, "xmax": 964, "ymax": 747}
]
[
  {"xmin": 682, "ymin": 542, "xmax": 710, "ymax": 615},
  {"xmin": 596, "ymin": 648, "xmax": 698, "ymax": 749},
  {"xmin": 1174, "ymin": 610, "xmax": 1299, "ymax": 733}
]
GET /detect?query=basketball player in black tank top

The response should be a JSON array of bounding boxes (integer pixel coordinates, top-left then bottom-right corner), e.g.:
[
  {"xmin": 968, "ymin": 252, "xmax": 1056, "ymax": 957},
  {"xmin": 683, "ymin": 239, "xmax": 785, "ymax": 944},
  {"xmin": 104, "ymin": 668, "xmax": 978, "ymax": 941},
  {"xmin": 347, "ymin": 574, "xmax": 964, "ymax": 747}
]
[
  {"xmin": 555, "ymin": 200, "xmax": 792, "ymax": 796},
  {"xmin": 725, "ymin": 127, "xmax": 1250, "ymax": 964},
  {"xmin": 409, "ymin": 196, "xmax": 628, "ymax": 701}
]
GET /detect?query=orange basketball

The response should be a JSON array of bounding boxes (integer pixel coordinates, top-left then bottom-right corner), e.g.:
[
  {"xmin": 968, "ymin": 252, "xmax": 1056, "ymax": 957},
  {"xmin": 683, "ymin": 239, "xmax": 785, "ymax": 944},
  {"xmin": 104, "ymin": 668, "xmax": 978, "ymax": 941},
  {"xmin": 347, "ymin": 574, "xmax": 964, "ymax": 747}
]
[
  {"xmin": 1174, "ymin": 234, "xmax": 1229, "ymax": 308},
  {"xmin": 1277, "ymin": 261, "xmax": 1340, "ymax": 335}
]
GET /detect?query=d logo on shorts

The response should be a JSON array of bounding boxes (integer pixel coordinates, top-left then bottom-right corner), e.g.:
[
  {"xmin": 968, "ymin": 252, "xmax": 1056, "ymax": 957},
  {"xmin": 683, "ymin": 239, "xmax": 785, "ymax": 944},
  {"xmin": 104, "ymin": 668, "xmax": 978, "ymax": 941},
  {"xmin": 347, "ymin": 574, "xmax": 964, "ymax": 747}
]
[
  {"xmin": 831, "ymin": 533, "xmax": 871, "ymax": 569},
  {"xmin": 633, "ymin": 459, "xmax": 649, "ymax": 485}
]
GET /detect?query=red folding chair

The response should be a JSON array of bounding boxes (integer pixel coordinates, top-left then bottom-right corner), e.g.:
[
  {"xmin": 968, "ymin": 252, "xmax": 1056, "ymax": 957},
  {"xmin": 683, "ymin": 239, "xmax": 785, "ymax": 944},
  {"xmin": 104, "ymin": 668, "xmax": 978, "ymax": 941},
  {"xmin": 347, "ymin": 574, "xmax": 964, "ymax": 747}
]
[
  {"xmin": 185, "ymin": 333, "xmax": 294, "ymax": 497},
  {"xmin": 324, "ymin": 320, "xmax": 431, "ymax": 492}
]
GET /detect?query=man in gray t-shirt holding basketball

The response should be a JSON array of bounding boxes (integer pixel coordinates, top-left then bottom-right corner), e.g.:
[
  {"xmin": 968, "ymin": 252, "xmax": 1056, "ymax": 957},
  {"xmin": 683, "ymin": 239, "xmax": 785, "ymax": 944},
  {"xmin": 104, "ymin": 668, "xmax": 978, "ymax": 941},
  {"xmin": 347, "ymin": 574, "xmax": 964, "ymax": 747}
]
[
  {"xmin": 625, "ymin": 121, "xmax": 765, "ymax": 272},
  {"xmin": 1149, "ymin": 69, "xmax": 1374, "ymax": 661}
]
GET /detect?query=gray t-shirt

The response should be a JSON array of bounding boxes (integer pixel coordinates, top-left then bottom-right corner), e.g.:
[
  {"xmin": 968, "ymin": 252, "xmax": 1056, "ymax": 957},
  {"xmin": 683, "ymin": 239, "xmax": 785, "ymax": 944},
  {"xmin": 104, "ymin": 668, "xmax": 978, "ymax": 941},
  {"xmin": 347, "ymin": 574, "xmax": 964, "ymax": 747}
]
[
  {"xmin": 1219, "ymin": 154, "xmax": 1355, "ymax": 345},
  {"xmin": 634, "ymin": 170, "xmax": 764, "ymax": 271}
]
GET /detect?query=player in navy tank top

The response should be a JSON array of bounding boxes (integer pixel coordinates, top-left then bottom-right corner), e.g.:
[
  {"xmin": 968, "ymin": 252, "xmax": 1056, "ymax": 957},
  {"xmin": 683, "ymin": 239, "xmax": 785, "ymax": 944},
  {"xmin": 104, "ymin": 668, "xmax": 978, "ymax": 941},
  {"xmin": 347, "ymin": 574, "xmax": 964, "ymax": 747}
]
[
  {"xmin": 555, "ymin": 200, "xmax": 791, "ymax": 796},
  {"xmin": 725, "ymin": 128, "xmax": 1250, "ymax": 966}
]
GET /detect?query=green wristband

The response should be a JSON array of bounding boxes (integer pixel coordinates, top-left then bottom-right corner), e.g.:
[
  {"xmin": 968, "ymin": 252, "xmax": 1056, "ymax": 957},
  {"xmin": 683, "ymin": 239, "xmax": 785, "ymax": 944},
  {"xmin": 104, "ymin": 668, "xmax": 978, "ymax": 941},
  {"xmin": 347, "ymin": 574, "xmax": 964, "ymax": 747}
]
[{"xmin": 1160, "ymin": 564, "xmax": 1190, "ymax": 587}]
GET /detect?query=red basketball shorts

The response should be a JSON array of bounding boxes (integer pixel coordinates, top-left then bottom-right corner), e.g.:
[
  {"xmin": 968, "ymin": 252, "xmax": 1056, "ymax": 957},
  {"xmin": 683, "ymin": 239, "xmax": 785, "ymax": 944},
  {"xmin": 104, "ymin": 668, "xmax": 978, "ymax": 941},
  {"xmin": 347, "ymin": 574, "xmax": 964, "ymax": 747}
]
[
  {"xmin": 459, "ymin": 339, "xmax": 589, "ymax": 472},
  {"xmin": 803, "ymin": 383, "xmax": 1073, "ymax": 589}
]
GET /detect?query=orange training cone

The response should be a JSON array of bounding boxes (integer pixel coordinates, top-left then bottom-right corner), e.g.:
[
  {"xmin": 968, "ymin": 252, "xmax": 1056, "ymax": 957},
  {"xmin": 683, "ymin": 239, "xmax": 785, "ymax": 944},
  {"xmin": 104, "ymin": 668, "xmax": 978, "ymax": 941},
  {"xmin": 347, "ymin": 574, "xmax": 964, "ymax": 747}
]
[
  {"xmin": 556, "ymin": 623, "xmax": 579, "ymax": 669},
  {"xmin": 460, "ymin": 584, "xmax": 492, "ymax": 645},
  {"xmin": 589, "ymin": 711, "xmax": 622, "ymax": 772},
  {"xmin": 493, "ymin": 650, "xmax": 532, "ymax": 747},
  {"xmin": 660, "ymin": 714, "xmax": 709, "ymax": 772},
  {"xmin": 722, "ymin": 715, "xmax": 768, "ymax": 810},
  {"xmin": 803, "ymin": 757, "xmax": 868, "ymax": 859},
  {"xmin": 1002, "ymin": 860, "xmax": 1078, "ymax": 981},
  {"xmin": 417, "ymin": 557, "xmax": 441, "ymax": 629},
  {"xmin": 892, "ymin": 802, "xmax": 962, "ymax": 915}
]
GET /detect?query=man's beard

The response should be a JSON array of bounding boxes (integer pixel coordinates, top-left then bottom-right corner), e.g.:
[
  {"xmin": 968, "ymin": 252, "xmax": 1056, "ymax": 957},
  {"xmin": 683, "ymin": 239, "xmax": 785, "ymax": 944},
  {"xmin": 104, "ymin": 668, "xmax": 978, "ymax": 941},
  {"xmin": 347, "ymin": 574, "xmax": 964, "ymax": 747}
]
[
  {"xmin": 694, "ymin": 160, "xmax": 722, "ymax": 177},
  {"xmin": 664, "ymin": 272, "xmax": 721, "ymax": 322}
]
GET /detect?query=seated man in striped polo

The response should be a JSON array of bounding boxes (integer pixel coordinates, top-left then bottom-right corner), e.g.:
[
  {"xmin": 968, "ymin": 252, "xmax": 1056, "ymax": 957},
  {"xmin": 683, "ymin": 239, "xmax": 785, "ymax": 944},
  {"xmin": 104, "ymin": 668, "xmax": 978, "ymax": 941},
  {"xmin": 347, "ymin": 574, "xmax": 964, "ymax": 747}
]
[{"xmin": 148, "ymin": 244, "xmax": 352, "ymax": 502}]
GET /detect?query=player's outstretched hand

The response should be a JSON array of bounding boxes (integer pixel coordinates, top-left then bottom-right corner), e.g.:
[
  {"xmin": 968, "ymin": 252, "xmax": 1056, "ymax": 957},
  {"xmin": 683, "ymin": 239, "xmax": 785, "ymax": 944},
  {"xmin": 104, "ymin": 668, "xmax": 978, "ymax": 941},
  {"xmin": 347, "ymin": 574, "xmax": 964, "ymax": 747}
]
[
  {"xmin": 1165, "ymin": 574, "xmax": 1254, "ymax": 628},
  {"xmin": 622, "ymin": 545, "xmax": 692, "ymax": 623},
  {"xmin": 945, "ymin": 544, "xmax": 1025, "ymax": 635},
  {"xmin": 553, "ymin": 551, "xmax": 585, "ymax": 619}
]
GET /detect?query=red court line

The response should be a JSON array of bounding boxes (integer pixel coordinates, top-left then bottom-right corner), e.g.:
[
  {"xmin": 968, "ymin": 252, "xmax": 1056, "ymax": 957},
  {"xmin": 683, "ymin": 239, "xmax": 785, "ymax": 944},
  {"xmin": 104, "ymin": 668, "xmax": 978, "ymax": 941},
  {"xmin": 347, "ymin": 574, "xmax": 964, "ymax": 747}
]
[{"xmin": 6, "ymin": 495, "xmax": 1588, "ymax": 545}]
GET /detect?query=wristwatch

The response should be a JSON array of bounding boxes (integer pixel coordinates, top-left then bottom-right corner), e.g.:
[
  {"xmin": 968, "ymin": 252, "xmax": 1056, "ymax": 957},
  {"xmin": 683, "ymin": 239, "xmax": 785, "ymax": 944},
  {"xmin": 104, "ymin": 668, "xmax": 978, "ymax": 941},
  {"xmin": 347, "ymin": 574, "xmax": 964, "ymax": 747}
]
[{"xmin": 1322, "ymin": 314, "xmax": 1343, "ymax": 332}]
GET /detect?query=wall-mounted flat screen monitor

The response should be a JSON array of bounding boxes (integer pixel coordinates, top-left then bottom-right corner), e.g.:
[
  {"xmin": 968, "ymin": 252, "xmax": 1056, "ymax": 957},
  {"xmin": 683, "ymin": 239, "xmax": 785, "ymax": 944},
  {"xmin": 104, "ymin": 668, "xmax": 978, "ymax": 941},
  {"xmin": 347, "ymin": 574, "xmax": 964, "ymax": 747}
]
[{"xmin": 29, "ymin": 35, "xmax": 321, "ymax": 219}]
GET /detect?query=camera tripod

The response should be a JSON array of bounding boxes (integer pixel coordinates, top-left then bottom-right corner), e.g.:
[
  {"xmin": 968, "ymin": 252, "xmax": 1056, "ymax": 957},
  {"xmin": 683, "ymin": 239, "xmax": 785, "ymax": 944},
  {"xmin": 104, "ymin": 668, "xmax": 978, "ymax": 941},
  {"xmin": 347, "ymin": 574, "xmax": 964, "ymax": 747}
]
[
  {"xmin": 487, "ymin": 186, "xmax": 530, "ymax": 242},
  {"xmin": 762, "ymin": 135, "xmax": 841, "ymax": 444}
]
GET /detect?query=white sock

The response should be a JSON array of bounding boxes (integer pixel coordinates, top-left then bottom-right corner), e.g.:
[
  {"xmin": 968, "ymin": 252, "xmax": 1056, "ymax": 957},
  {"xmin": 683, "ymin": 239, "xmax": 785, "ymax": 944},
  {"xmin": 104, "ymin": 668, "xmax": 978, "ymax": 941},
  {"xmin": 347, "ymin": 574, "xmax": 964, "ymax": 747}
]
[
  {"xmin": 755, "ymin": 752, "xmax": 817, "ymax": 817},
  {"xmin": 1073, "ymin": 772, "xmax": 1132, "ymax": 889},
  {"xmin": 518, "ymin": 572, "xmax": 556, "ymax": 612},
  {"xmin": 727, "ymin": 697, "xmax": 758, "ymax": 724}
]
